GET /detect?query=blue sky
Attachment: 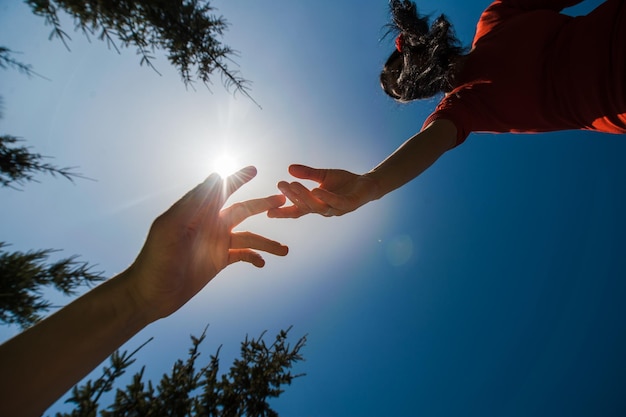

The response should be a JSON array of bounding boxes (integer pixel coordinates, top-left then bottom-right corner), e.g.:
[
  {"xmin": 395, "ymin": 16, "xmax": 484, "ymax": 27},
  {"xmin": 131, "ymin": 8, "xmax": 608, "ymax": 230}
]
[{"xmin": 2, "ymin": 0, "xmax": 626, "ymax": 416}]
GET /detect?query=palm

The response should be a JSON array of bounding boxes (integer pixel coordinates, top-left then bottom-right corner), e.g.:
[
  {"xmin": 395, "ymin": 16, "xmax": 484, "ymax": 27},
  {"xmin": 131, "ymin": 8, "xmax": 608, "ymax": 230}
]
[
  {"xmin": 317, "ymin": 169, "xmax": 358, "ymax": 192},
  {"xmin": 129, "ymin": 168, "xmax": 288, "ymax": 320},
  {"xmin": 269, "ymin": 164, "xmax": 376, "ymax": 218}
]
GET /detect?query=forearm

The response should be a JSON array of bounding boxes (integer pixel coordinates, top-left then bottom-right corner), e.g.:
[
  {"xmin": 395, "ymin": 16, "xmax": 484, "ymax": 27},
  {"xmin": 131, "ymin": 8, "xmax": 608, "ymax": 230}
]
[
  {"xmin": 365, "ymin": 119, "xmax": 456, "ymax": 200},
  {"xmin": 0, "ymin": 268, "xmax": 151, "ymax": 417}
]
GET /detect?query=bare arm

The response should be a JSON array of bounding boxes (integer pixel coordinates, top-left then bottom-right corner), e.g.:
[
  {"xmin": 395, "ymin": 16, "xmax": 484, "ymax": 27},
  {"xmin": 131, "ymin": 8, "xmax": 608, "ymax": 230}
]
[
  {"xmin": 366, "ymin": 118, "xmax": 457, "ymax": 200},
  {"xmin": 0, "ymin": 167, "xmax": 289, "ymax": 417},
  {"xmin": 268, "ymin": 119, "xmax": 457, "ymax": 218},
  {"xmin": 0, "ymin": 270, "xmax": 149, "ymax": 417}
]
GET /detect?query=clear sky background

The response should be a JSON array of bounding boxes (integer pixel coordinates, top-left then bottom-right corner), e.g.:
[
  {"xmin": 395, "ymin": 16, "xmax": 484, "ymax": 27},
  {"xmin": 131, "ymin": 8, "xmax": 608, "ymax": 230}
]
[{"xmin": 2, "ymin": 0, "xmax": 626, "ymax": 416}]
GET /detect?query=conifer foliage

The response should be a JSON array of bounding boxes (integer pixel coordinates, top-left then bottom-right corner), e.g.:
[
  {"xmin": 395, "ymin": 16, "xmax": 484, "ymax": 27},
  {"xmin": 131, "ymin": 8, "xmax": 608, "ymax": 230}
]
[
  {"xmin": 54, "ymin": 327, "xmax": 307, "ymax": 417},
  {"xmin": 25, "ymin": 0, "xmax": 252, "ymax": 95},
  {"xmin": 0, "ymin": 242, "xmax": 104, "ymax": 328},
  {"xmin": 0, "ymin": 135, "xmax": 83, "ymax": 189}
]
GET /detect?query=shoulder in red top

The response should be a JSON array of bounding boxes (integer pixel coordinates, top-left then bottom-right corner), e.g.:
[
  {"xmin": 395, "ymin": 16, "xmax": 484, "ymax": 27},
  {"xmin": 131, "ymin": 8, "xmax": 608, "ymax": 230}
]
[{"xmin": 424, "ymin": 0, "xmax": 626, "ymax": 147}]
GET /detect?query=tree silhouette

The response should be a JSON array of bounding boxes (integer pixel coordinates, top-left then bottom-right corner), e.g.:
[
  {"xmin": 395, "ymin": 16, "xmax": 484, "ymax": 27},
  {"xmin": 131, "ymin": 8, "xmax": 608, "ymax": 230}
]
[
  {"xmin": 0, "ymin": 242, "xmax": 103, "ymax": 328},
  {"xmin": 52, "ymin": 327, "xmax": 306, "ymax": 417},
  {"xmin": 0, "ymin": 135, "xmax": 85, "ymax": 189},
  {"xmin": 24, "ymin": 0, "xmax": 252, "ymax": 96}
]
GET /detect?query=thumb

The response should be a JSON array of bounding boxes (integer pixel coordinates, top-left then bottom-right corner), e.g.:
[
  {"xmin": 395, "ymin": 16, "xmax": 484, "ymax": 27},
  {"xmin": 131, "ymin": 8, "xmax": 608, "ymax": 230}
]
[{"xmin": 289, "ymin": 164, "xmax": 327, "ymax": 184}]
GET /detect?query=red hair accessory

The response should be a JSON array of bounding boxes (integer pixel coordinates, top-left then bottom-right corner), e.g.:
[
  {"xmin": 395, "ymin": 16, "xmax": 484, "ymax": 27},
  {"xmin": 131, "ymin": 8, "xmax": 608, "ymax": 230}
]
[{"xmin": 395, "ymin": 33, "xmax": 405, "ymax": 52}]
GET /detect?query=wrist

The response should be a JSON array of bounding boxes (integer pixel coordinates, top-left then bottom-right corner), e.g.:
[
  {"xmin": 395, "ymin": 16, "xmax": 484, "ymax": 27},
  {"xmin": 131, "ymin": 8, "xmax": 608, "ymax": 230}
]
[
  {"xmin": 360, "ymin": 171, "xmax": 385, "ymax": 202},
  {"xmin": 110, "ymin": 267, "xmax": 157, "ymax": 332}
]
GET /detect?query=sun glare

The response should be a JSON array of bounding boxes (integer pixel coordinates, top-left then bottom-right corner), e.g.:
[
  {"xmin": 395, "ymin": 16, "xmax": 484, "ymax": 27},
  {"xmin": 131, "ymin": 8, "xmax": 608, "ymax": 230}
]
[{"xmin": 211, "ymin": 151, "xmax": 241, "ymax": 179}]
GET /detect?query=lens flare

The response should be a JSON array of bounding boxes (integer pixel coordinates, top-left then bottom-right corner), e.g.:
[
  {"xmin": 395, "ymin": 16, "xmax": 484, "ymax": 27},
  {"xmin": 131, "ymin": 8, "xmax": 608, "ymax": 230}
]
[{"xmin": 211, "ymin": 152, "xmax": 240, "ymax": 179}]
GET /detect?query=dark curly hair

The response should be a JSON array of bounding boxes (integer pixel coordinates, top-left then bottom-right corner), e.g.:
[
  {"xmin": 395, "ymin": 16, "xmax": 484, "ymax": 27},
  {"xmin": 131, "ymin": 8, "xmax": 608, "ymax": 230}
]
[{"xmin": 380, "ymin": 0, "xmax": 466, "ymax": 102}]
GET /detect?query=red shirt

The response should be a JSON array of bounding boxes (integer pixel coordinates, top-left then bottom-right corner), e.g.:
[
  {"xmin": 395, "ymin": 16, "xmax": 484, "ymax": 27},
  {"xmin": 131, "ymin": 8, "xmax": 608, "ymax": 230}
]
[{"xmin": 423, "ymin": 0, "xmax": 626, "ymax": 146}]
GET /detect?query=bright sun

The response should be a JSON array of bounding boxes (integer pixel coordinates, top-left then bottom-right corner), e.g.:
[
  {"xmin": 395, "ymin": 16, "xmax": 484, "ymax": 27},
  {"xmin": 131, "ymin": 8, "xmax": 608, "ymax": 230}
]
[{"xmin": 210, "ymin": 151, "xmax": 241, "ymax": 179}]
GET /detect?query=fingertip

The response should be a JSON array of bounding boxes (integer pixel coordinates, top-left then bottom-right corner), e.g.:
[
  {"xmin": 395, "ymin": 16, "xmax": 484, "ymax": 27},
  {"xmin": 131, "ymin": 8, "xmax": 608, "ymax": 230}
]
[
  {"xmin": 288, "ymin": 164, "xmax": 303, "ymax": 174},
  {"xmin": 275, "ymin": 194, "xmax": 287, "ymax": 206},
  {"xmin": 232, "ymin": 250, "xmax": 266, "ymax": 268},
  {"xmin": 238, "ymin": 165, "xmax": 257, "ymax": 180},
  {"xmin": 224, "ymin": 166, "xmax": 257, "ymax": 196},
  {"xmin": 269, "ymin": 193, "xmax": 287, "ymax": 202},
  {"xmin": 277, "ymin": 182, "xmax": 291, "ymax": 194},
  {"xmin": 202, "ymin": 172, "xmax": 222, "ymax": 185},
  {"xmin": 289, "ymin": 164, "xmax": 320, "ymax": 181},
  {"xmin": 264, "ymin": 196, "xmax": 286, "ymax": 217}
]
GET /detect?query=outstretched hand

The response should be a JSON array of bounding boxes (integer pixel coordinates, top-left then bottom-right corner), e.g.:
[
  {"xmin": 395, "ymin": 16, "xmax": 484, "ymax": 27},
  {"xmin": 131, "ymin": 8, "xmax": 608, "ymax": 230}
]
[
  {"xmin": 268, "ymin": 164, "xmax": 379, "ymax": 218},
  {"xmin": 128, "ymin": 166, "xmax": 288, "ymax": 321}
]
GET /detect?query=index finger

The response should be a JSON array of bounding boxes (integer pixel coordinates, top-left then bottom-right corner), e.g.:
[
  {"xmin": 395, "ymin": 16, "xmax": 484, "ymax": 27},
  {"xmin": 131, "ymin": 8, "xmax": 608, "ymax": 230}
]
[
  {"xmin": 223, "ymin": 166, "xmax": 258, "ymax": 200},
  {"xmin": 174, "ymin": 166, "xmax": 257, "ymax": 219},
  {"xmin": 222, "ymin": 194, "xmax": 287, "ymax": 227}
]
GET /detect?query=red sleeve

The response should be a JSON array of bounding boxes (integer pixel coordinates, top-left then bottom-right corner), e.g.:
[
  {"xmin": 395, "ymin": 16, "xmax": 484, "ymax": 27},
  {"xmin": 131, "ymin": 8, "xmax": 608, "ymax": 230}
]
[
  {"xmin": 497, "ymin": 0, "xmax": 584, "ymax": 12},
  {"xmin": 473, "ymin": 0, "xmax": 583, "ymax": 47},
  {"xmin": 422, "ymin": 104, "xmax": 471, "ymax": 148}
]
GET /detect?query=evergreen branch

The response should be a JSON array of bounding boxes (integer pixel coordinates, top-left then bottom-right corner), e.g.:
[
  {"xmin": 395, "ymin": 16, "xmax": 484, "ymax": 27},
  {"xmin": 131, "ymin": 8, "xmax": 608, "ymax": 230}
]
[
  {"xmin": 0, "ymin": 135, "xmax": 91, "ymax": 189},
  {"xmin": 0, "ymin": 47, "xmax": 50, "ymax": 80},
  {"xmin": 23, "ymin": 0, "xmax": 258, "ymax": 104},
  {"xmin": 51, "ymin": 328, "xmax": 307, "ymax": 416},
  {"xmin": 0, "ymin": 242, "xmax": 104, "ymax": 328},
  {"xmin": 92, "ymin": 338, "xmax": 154, "ymax": 408},
  {"xmin": 27, "ymin": 0, "xmax": 72, "ymax": 50},
  {"xmin": 97, "ymin": 27, "xmax": 121, "ymax": 55},
  {"xmin": 60, "ymin": 337, "xmax": 153, "ymax": 416}
]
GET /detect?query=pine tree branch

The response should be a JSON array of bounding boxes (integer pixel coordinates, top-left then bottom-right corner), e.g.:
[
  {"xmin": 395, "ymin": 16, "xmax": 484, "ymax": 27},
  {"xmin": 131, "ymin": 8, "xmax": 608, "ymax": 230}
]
[
  {"xmin": 0, "ymin": 242, "xmax": 104, "ymax": 328},
  {"xmin": 51, "ymin": 328, "xmax": 307, "ymax": 416},
  {"xmin": 0, "ymin": 47, "xmax": 51, "ymax": 80},
  {"xmin": 0, "ymin": 135, "xmax": 90, "ymax": 190},
  {"xmin": 60, "ymin": 337, "xmax": 153, "ymax": 416},
  {"xmin": 27, "ymin": 0, "xmax": 72, "ymax": 50},
  {"xmin": 24, "ymin": 0, "xmax": 258, "ymax": 104}
]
